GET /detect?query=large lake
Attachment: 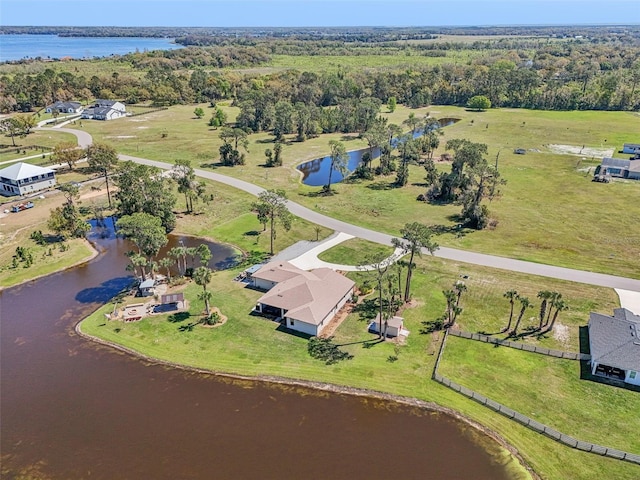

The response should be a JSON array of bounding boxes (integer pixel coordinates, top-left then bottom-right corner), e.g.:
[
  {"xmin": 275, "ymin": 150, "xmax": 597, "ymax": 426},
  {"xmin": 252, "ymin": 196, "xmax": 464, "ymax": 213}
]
[
  {"xmin": 0, "ymin": 220, "xmax": 516, "ymax": 479},
  {"xmin": 0, "ymin": 34, "xmax": 182, "ymax": 62}
]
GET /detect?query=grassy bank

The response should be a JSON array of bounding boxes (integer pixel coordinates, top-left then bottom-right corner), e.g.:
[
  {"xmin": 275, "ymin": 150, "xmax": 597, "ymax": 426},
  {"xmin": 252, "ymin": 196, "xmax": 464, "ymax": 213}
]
[
  {"xmin": 0, "ymin": 187, "xmax": 107, "ymax": 288},
  {"xmin": 79, "ymin": 247, "xmax": 638, "ymax": 479},
  {"xmin": 79, "ymin": 104, "xmax": 640, "ymax": 278}
]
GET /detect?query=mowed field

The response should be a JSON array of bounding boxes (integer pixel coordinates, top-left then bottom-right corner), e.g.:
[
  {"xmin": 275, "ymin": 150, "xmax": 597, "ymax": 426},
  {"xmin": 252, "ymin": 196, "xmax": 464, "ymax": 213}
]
[{"xmin": 80, "ymin": 104, "xmax": 640, "ymax": 278}]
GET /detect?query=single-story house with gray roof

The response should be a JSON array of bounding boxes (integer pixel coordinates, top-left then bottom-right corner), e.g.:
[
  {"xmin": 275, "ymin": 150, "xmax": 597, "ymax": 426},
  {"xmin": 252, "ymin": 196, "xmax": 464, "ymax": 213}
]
[
  {"xmin": 0, "ymin": 162, "xmax": 56, "ymax": 196},
  {"xmin": 594, "ymin": 157, "xmax": 640, "ymax": 180},
  {"xmin": 588, "ymin": 308, "xmax": 640, "ymax": 386},
  {"xmin": 622, "ymin": 143, "xmax": 640, "ymax": 155},
  {"xmin": 253, "ymin": 261, "xmax": 355, "ymax": 337},
  {"xmin": 45, "ymin": 101, "xmax": 83, "ymax": 114}
]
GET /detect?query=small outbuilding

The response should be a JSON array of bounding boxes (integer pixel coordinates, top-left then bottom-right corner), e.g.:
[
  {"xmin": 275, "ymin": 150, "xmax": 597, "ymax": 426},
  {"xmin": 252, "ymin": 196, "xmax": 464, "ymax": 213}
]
[
  {"xmin": 588, "ymin": 308, "xmax": 640, "ymax": 386},
  {"xmin": 160, "ymin": 292, "xmax": 185, "ymax": 310},
  {"xmin": 0, "ymin": 162, "xmax": 56, "ymax": 196},
  {"xmin": 138, "ymin": 278, "xmax": 156, "ymax": 297},
  {"xmin": 369, "ymin": 314, "xmax": 409, "ymax": 338}
]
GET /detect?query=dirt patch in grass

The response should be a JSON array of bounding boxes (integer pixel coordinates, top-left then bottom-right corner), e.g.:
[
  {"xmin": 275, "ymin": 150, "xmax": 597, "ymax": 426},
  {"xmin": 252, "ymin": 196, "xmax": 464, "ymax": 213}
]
[
  {"xmin": 552, "ymin": 322, "xmax": 570, "ymax": 346},
  {"xmin": 546, "ymin": 144, "xmax": 613, "ymax": 158}
]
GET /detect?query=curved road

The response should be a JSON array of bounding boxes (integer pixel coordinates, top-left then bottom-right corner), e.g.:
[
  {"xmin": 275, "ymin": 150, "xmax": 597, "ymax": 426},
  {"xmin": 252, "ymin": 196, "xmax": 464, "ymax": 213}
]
[
  {"xmin": 44, "ymin": 124, "xmax": 640, "ymax": 292},
  {"xmin": 120, "ymin": 154, "xmax": 640, "ymax": 292}
]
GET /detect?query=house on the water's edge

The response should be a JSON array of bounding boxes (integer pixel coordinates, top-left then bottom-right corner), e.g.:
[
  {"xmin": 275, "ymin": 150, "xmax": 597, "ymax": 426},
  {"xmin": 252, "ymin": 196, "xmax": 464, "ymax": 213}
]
[
  {"xmin": 252, "ymin": 261, "xmax": 355, "ymax": 337},
  {"xmin": 81, "ymin": 100, "xmax": 127, "ymax": 121},
  {"xmin": 588, "ymin": 308, "xmax": 640, "ymax": 386},
  {"xmin": 45, "ymin": 101, "xmax": 83, "ymax": 114},
  {"xmin": 593, "ymin": 157, "xmax": 640, "ymax": 181},
  {"xmin": 0, "ymin": 162, "xmax": 56, "ymax": 196}
]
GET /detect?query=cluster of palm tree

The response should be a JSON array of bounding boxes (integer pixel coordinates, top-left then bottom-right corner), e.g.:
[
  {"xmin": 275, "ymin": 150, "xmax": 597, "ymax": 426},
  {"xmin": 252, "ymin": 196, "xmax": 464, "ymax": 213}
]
[
  {"xmin": 502, "ymin": 289, "xmax": 568, "ymax": 337},
  {"xmin": 443, "ymin": 281, "xmax": 467, "ymax": 327},
  {"xmin": 127, "ymin": 242, "xmax": 212, "ymax": 283}
]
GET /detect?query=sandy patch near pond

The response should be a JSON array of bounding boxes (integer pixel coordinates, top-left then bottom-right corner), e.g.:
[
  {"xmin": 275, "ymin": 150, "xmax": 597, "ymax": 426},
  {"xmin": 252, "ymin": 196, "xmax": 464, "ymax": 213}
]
[{"xmin": 546, "ymin": 144, "xmax": 614, "ymax": 158}]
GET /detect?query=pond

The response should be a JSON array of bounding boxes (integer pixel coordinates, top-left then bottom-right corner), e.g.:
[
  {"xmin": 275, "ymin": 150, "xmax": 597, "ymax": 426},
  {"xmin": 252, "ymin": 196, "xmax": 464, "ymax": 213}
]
[
  {"xmin": 297, "ymin": 118, "xmax": 460, "ymax": 187},
  {"xmin": 0, "ymin": 218, "xmax": 515, "ymax": 479}
]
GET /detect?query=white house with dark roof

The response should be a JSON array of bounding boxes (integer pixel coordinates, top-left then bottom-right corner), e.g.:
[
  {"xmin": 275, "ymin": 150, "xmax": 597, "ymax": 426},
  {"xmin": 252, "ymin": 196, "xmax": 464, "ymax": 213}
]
[
  {"xmin": 45, "ymin": 101, "xmax": 83, "ymax": 114},
  {"xmin": 588, "ymin": 308, "xmax": 640, "ymax": 386},
  {"xmin": 252, "ymin": 261, "xmax": 355, "ymax": 337},
  {"xmin": 0, "ymin": 162, "xmax": 56, "ymax": 196},
  {"xmin": 81, "ymin": 100, "xmax": 127, "ymax": 121}
]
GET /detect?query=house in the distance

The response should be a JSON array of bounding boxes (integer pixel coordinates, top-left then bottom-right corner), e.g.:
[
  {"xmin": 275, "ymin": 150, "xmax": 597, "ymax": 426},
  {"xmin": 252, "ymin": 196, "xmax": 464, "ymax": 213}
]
[
  {"xmin": 622, "ymin": 143, "xmax": 640, "ymax": 155},
  {"xmin": 45, "ymin": 101, "xmax": 83, "ymax": 114},
  {"xmin": 0, "ymin": 162, "xmax": 56, "ymax": 196},
  {"xmin": 593, "ymin": 157, "xmax": 640, "ymax": 181},
  {"xmin": 82, "ymin": 100, "xmax": 127, "ymax": 121},
  {"xmin": 252, "ymin": 261, "xmax": 355, "ymax": 337},
  {"xmin": 588, "ymin": 308, "xmax": 640, "ymax": 386}
]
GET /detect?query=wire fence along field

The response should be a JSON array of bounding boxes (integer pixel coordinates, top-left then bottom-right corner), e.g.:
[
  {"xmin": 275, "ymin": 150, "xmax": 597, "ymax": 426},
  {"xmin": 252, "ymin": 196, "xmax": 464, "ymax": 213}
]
[
  {"xmin": 432, "ymin": 329, "xmax": 640, "ymax": 466},
  {"xmin": 447, "ymin": 329, "xmax": 591, "ymax": 361}
]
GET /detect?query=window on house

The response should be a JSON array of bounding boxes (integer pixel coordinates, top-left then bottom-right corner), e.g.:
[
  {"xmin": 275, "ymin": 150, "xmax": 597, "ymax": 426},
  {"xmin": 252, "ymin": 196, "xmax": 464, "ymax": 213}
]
[
  {"xmin": 289, "ymin": 319, "xmax": 294, "ymax": 325},
  {"xmin": 631, "ymin": 371, "xmax": 637, "ymax": 379}
]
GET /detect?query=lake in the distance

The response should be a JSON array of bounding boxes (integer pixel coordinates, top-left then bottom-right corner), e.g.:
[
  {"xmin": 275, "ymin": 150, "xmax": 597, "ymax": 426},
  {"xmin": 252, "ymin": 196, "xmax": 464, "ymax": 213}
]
[{"xmin": 0, "ymin": 34, "xmax": 182, "ymax": 62}]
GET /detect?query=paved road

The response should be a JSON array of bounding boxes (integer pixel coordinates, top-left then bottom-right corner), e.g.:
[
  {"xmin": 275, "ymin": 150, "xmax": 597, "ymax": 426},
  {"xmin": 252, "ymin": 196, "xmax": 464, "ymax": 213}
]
[
  {"xmin": 120, "ymin": 154, "xmax": 640, "ymax": 292},
  {"xmin": 30, "ymin": 126, "xmax": 640, "ymax": 292}
]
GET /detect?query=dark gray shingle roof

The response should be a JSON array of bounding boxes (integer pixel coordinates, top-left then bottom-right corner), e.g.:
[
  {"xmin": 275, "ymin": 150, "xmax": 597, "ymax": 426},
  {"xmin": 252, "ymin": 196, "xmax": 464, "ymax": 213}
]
[
  {"xmin": 601, "ymin": 157, "xmax": 630, "ymax": 169},
  {"xmin": 588, "ymin": 308, "xmax": 640, "ymax": 372}
]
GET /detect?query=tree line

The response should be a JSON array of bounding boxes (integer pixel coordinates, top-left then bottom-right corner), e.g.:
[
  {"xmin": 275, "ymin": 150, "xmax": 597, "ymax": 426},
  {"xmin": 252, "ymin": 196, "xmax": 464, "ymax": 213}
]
[{"xmin": 2, "ymin": 31, "xmax": 639, "ymax": 111}]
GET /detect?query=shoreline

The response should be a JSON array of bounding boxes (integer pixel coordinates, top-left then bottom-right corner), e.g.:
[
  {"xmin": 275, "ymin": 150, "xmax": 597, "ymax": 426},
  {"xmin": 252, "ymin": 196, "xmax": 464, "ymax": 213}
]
[
  {"xmin": 75, "ymin": 316, "xmax": 539, "ymax": 480},
  {"xmin": 0, "ymin": 238, "xmax": 100, "ymax": 291}
]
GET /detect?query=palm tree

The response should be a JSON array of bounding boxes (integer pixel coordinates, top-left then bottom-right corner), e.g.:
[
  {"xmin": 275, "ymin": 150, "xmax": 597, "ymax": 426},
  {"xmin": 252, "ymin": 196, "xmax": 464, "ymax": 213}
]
[
  {"xmin": 126, "ymin": 251, "xmax": 147, "ymax": 279},
  {"xmin": 159, "ymin": 257, "xmax": 173, "ymax": 282},
  {"xmin": 511, "ymin": 296, "xmax": 533, "ymax": 336},
  {"xmin": 168, "ymin": 246, "xmax": 186, "ymax": 276},
  {"xmin": 193, "ymin": 266, "xmax": 213, "ymax": 316},
  {"xmin": 545, "ymin": 299, "xmax": 569, "ymax": 333},
  {"xmin": 536, "ymin": 290, "xmax": 553, "ymax": 330},
  {"xmin": 443, "ymin": 289, "xmax": 458, "ymax": 327},
  {"xmin": 196, "ymin": 243, "xmax": 212, "ymax": 266},
  {"xmin": 543, "ymin": 292, "xmax": 562, "ymax": 328},
  {"xmin": 502, "ymin": 290, "xmax": 519, "ymax": 333},
  {"xmin": 454, "ymin": 281, "xmax": 467, "ymax": 307},
  {"xmin": 198, "ymin": 291, "xmax": 213, "ymax": 320}
]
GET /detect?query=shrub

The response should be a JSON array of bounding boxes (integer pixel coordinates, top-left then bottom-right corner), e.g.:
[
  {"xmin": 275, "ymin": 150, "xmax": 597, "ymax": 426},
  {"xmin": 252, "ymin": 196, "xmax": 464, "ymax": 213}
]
[{"xmin": 308, "ymin": 336, "xmax": 353, "ymax": 365}]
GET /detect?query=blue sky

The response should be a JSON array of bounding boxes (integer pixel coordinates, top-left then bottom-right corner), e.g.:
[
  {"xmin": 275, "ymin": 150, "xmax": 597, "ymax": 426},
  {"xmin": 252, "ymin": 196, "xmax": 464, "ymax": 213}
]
[{"xmin": 2, "ymin": 0, "xmax": 639, "ymax": 27}]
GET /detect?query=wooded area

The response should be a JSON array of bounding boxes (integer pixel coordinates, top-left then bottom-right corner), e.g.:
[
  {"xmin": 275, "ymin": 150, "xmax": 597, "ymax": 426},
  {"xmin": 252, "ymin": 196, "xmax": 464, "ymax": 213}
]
[{"xmin": 1, "ymin": 25, "xmax": 639, "ymax": 112}]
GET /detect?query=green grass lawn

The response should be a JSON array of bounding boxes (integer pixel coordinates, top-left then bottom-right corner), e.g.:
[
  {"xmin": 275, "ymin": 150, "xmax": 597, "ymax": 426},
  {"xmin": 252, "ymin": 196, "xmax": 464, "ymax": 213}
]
[
  {"xmin": 266, "ymin": 51, "xmax": 481, "ymax": 71},
  {"xmin": 0, "ymin": 236, "xmax": 95, "ymax": 287},
  {"xmin": 79, "ymin": 247, "xmax": 637, "ymax": 480},
  {"xmin": 0, "ymin": 128, "xmax": 75, "ymax": 164},
  {"xmin": 77, "ymin": 104, "xmax": 640, "ymax": 278},
  {"xmin": 439, "ymin": 336, "xmax": 640, "ymax": 455},
  {"xmin": 317, "ymin": 237, "xmax": 394, "ymax": 265}
]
